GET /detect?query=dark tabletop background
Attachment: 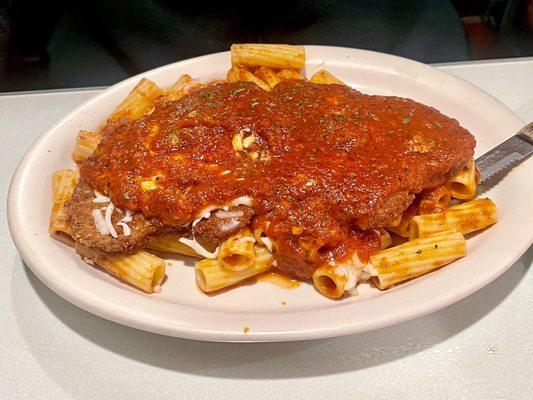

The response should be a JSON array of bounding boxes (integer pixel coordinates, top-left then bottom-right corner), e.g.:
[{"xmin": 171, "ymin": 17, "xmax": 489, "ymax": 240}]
[{"xmin": 0, "ymin": 0, "xmax": 531, "ymax": 92}]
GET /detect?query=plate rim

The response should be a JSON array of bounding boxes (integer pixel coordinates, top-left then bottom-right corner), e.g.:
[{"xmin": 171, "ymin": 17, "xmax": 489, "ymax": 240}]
[{"xmin": 8, "ymin": 46, "xmax": 532, "ymax": 342}]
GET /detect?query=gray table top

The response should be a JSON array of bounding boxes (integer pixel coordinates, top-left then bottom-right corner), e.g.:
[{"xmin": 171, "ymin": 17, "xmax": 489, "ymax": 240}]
[{"xmin": 1, "ymin": 57, "xmax": 532, "ymax": 400}]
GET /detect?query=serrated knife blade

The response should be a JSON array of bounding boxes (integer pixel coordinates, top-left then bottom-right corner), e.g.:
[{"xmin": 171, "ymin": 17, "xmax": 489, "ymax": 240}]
[{"xmin": 475, "ymin": 121, "xmax": 533, "ymax": 185}]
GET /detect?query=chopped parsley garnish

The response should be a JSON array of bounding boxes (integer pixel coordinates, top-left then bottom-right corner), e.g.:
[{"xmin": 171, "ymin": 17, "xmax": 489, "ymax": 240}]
[
  {"xmin": 231, "ymin": 87, "xmax": 245, "ymax": 95},
  {"xmin": 251, "ymin": 99, "xmax": 260, "ymax": 107},
  {"xmin": 201, "ymin": 92, "xmax": 212, "ymax": 99},
  {"xmin": 402, "ymin": 118, "xmax": 410, "ymax": 124}
]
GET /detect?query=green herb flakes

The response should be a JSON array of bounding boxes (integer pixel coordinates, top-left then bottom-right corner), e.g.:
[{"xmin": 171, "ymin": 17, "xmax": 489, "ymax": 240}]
[{"xmin": 231, "ymin": 88, "xmax": 245, "ymax": 95}]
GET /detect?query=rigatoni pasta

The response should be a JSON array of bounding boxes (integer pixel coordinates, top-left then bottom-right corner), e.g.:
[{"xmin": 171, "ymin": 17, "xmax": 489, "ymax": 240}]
[
  {"xmin": 166, "ymin": 74, "xmax": 194, "ymax": 101},
  {"xmin": 312, "ymin": 254, "xmax": 366, "ymax": 299},
  {"xmin": 72, "ymin": 130, "xmax": 101, "ymax": 163},
  {"xmin": 409, "ymin": 198, "xmax": 498, "ymax": 239},
  {"xmin": 49, "ymin": 169, "xmax": 79, "ymax": 246},
  {"xmin": 446, "ymin": 159, "xmax": 477, "ymax": 200},
  {"xmin": 196, "ymin": 245, "xmax": 274, "ymax": 292},
  {"xmin": 419, "ymin": 185, "xmax": 451, "ymax": 214},
  {"xmin": 252, "ymin": 67, "xmax": 283, "ymax": 89},
  {"xmin": 227, "ymin": 67, "xmax": 271, "ymax": 91},
  {"xmin": 218, "ymin": 229, "xmax": 256, "ymax": 271},
  {"xmin": 369, "ymin": 230, "xmax": 466, "ymax": 290},
  {"xmin": 312, "ymin": 264, "xmax": 349, "ymax": 299},
  {"xmin": 231, "ymin": 43, "xmax": 305, "ymax": 70},
  {"xmin": 49, "ymin": 43, "xmax": 497, "ymax": 301},
  {"xmin": 109, "ymin": 78, "xmax": 163, "ymax": 121},
  {"xmin": 276, "ymin": 69, "xmax": 304, "ymax": 81},
  {"xmin": 76, "ymin": 243, "xmax": 166, "ymax": 293},
  {"xmin": 387, "ymin": 215, "xmax": 412, "ymax": 238},
  {"xmin": 309, "ymin": 70, "xmax": 345, "ymax": 85},
  {"xmin": 387, "ymin": 205, "xmax": 417, "ymax": 238}
]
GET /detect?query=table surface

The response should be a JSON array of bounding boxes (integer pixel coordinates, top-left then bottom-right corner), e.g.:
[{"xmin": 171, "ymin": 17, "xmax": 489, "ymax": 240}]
[{"xmin": 1, "ymin": 57, "xmax": 532, "ymax": 400}]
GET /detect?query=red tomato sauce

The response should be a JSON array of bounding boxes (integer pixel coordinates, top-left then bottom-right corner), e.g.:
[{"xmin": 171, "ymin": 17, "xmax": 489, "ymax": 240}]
[{"xmin": 81, "ymin": 81, "xmax": 475, "ymax": 277}]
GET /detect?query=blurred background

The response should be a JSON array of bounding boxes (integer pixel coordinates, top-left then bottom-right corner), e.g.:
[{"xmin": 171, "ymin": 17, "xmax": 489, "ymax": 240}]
[{"xmin": 0, "ymin": 0, "xmax": 531, "ymax": 92}]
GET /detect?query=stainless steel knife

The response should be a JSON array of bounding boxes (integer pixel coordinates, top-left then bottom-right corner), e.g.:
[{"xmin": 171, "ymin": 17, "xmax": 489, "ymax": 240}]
[{"xmin": 476, "ymin": 121, "xmax": 533, "ymax": 185}]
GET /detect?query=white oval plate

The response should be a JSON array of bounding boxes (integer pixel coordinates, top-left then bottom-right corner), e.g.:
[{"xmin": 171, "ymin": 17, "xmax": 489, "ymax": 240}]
[{"xmin": 8, "ymin": 46, "xmax": 533, "ymax": 342}]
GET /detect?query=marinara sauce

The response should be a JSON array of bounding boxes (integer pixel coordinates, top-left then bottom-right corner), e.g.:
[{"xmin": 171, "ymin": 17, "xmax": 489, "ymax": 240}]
[{"xmin": 81, "ymin": 81, "xmax": 475, "ymax": 277}]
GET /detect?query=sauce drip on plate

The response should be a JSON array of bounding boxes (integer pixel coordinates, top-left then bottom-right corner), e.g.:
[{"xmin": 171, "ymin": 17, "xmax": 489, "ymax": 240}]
[{"xmin": 256, "ymin": 270, "xmax": 301, "ymax": 289}]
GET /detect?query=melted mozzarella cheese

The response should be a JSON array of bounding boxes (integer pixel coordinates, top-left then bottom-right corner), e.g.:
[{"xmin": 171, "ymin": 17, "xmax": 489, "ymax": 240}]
[
  {"xmin": 91, "ymin": 209, "xmax": 109, "ymax": 234},
  {"xmin": 120, "ymin": 210, "xmax": 133, "ymax": 223},
  {"xmin": 178, "ymin": 237, "xmax": 219, "ymax": 258},
  {"xmin": 262, "ymin": 236, "xmax": 273, "ymax": 252},
  {"xmin": 92, "ymin": 190, "xmax": 110, "ymax": 204},
  {"xmin": 117, "ymin": 222, "xmax": 131, "ymax": 237},
  {"xmin": 116, "ymin": 210, "xmax": 133, "ymax": 237},
  {"xmin": 104, "ymin": 202, "xmax": 118, "ymax": 238},
  {"xmin": 215, "ymin": 210, "xmax": 243, "ymax": 219},
  {"xmin": 191, "ymin": 196, "xmax": 253, "ymax": 228},
  {"xmin": 334, "ymin": 254, "xmax": 367, "ymax": 293},
  {"xmin": 218, "ymin": 218, "xmax": 242, "ymax": 233},
  {"xmin": 229, "ymin": 196, "xmax": 253, "ymax": 207}
]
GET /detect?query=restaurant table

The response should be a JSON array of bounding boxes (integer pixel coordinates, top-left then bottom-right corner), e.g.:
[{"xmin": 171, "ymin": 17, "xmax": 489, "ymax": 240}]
[{"xmin": 1, "ymin": 57, "xmax": 532, "ymax": 400}]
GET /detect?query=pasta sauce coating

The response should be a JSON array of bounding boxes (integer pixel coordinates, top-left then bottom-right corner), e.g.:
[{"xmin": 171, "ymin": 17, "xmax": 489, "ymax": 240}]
[{"xmin": 81, "ymin": 81, "xmax": 475, "ymax": 277}]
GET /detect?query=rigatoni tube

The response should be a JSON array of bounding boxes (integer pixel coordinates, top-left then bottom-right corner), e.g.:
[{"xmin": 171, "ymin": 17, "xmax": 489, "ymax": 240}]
[
  {"xmin": 166, "ymin": 74, "xmax": 193, "ymax": 101},
  {"xmin": 218, "ymin": 229, "xmax": 256, "ymax": 271},
  {"xmin": 76, "ymin": 244, "xmax": 166, "ymax": 293},
  {"xmin": 309, "ymin": 70, "xmax": 345, "ymax": 85},
  {"xmin": 231, "ymin": 44, "xmax": 305, "ymax": 70},
  {"xmin": 312, "ymin": 253, "xmax": 365, "ymax": 299},
  {"xmin": 446, "ymin": 159, "xmax": 477, "ymax": 200},
  {"xmin": 109, "ymin": 78, "xmax": 163, "ymax": 121},
  {"xmin": 409, "ymin": 198, "xmax": 497, "ymax": 239},
  {"xmin": 276, "ymin": 69, "xmax": 304, "ymax": 81},
  {"xmin": 369, "ymin": 230, "xmax": 466, "ymax": 290},
  {"xmin": 196, "ymin": 245, "xmax": 273, "ymax": 292},
  {"xmin": 253, "ymin": 67, "xmax": 283, "ymax": 89},
  {"xmin": 227, "ymin": 67, "xmax": 271, "ymax": 91},
  {"xmin": 71, "ymin": 130, "xmax": 101, "ymax": 163},
  {"xmin": 49, "ymin": 169, "xmax": 79, "ymax": 247}
]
